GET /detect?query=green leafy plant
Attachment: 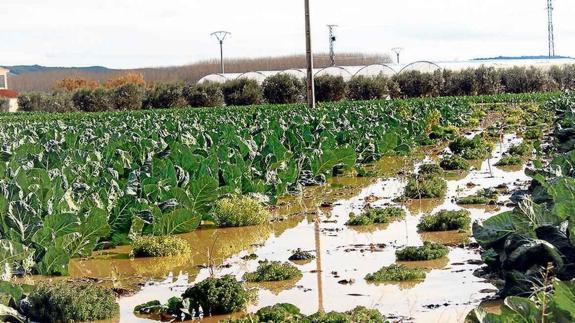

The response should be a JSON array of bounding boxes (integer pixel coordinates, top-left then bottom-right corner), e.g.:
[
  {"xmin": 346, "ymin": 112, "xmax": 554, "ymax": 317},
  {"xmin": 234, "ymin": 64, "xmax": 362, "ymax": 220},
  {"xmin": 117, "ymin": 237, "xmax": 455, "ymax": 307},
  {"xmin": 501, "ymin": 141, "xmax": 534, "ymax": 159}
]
[
  {"xmin": 396, "ymin": 242, "xmax": 449, "ymax": 261},
  {"xmin": 243, "ymin": 261, "xmax": 302, "ymax": 282},
  {"xmin": 418, "ymin": 210, "xmax": 472, "ymax": 231}
]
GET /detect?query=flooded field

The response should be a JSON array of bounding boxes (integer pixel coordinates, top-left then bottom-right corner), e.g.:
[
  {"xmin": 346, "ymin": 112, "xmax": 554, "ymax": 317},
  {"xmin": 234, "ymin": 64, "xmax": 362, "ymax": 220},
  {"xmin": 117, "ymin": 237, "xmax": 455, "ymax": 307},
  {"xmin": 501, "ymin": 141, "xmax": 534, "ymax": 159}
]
[{"xmin": 56, "ymin": 133, "xmax": 528, "ymax": 323}]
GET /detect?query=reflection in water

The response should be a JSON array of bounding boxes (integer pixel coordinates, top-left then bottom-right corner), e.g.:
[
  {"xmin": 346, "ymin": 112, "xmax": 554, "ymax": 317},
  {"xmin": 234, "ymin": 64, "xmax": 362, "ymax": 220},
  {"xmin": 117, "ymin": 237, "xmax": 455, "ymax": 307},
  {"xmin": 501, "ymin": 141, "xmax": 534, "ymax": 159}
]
[{"xmin": 314, "ymin": 210, "xmax": 324, "ymax": 314}]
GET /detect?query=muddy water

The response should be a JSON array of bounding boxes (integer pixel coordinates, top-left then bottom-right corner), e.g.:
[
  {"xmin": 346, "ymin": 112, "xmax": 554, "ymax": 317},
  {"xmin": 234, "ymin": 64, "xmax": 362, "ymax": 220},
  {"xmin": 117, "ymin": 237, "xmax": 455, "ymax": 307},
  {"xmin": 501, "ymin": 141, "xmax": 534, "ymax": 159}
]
[{"xmin": 67, "ymin": 134, "xmax": 528, "ymax": 323}]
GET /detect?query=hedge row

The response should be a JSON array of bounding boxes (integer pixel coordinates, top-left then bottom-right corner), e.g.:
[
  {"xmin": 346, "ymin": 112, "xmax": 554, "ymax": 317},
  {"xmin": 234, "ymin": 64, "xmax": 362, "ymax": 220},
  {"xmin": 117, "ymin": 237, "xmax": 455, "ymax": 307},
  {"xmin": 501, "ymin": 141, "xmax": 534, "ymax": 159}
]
[{"xmin": 17, "ymin": 64, "xmax": 575, "ymax": 112}]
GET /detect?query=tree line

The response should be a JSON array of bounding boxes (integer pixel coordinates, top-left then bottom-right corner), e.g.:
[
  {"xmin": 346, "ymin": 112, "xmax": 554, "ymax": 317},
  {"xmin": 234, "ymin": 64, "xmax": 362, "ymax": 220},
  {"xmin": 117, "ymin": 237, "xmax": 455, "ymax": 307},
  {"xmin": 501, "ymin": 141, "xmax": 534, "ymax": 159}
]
[{"xmin": 17, "ymin": 64, "xmax": 575, "ymax": 113}]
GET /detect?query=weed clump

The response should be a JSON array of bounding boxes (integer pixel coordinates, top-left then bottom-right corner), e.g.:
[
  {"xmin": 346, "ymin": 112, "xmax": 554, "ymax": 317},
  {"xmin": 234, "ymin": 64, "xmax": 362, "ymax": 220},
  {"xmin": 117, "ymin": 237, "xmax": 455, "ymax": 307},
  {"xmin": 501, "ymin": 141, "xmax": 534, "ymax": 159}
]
[
  {"xmin": 306, "ymin": 306, "xmax": 386, "ymax": 323},
  {"xmin": 182, "ymin": 275, "xmax": 249, "ymax": 316},
  {"xmin": 223, "ymin": 304, "xmax": 385, "ymax": 323},
  {"xmin": 288, "ymin": 249, "xmax": 315, "ymax": 261},
  {"xmin": 508, "ymin": 142, "xmax": 532, "ymax": 157},
  {"xmin": 440, "ymin": 155, "xmax": 470, "ymax": 171},
  {"xmin": 395, "ymin": 242, "xmax": 449, "ymax": 261},
  {"xmin": 417, "ymin": 209, "xmax": 472, "ymax": 232},
  {"xmin": 449, "ymin": 135, "xmax": 492, "ymax": 160},
  {"xmin": 456, "ymin": 188, "xmax": 498, "ymax": 205},
  {"xmin": 243, "ymin": 261, "xmax": 302, "ymax": 282},
  {"xmin": 365, "ymin": 264, "xmax": 426, "ymax": 282},
  {"xmin": 346, "ymin": 207, "xmax": 406, "ymax": 226},
  {"xmin": 27, "ymin": 281, "xmax": 119, "ymax": 322},
  {"xmin": 524, "ymin": 127, "xmax": 543, "ymax": 140},
  {"xmin": 131, "ymin": 236, "xmax": 191, "ymax": 257},
  {"xmin": 495, "ymin": 155, "xmax": 523, "ymax": 166},
  {"xmin": 404, "ymin": 164, "xmax": 447, "ymax": 199},
  {"xmin": 212, "ymin": 196, "xmax": 271, "ymax": 227}
]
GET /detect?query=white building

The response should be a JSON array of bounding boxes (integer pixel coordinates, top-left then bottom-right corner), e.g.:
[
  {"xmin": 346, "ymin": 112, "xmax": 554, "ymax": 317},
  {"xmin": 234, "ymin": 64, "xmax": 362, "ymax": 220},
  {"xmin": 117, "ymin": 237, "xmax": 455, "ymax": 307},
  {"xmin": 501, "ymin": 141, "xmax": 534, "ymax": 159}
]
[{"xmin": 0, "ymin": 67, "xmax": 18, "ymax": 112}]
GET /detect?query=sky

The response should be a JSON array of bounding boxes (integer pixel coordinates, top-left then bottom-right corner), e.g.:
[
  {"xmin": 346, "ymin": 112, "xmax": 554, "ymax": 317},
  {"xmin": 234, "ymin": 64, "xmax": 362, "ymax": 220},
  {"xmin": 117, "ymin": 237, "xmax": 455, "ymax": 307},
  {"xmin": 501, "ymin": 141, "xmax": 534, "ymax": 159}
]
[{"xmin": 1, "ymin": 0, "xmax": 575, "ymax": 69}]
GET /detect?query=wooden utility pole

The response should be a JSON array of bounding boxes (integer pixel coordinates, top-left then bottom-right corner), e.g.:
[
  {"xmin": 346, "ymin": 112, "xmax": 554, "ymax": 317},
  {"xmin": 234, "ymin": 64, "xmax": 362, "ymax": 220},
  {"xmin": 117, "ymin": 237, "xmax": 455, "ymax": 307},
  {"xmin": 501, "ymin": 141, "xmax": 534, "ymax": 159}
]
[{"xmin": 305, "ymin": 0, "xmax": 316, "ymax": 108}]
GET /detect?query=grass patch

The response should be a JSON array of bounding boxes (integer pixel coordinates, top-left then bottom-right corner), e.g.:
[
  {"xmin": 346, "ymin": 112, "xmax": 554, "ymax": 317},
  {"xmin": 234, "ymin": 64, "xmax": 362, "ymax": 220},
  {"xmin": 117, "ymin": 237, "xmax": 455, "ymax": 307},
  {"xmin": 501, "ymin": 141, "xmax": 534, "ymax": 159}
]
[
  {"xmin": 131, "ymin": 236, "xmax": 191, "ymax": 257},
  {"xmin": 395, "ymin": 242, "xmax": 449, "ymax": 261},
  {"xmin": 495, "ymin": 155, "xmax": 523, "ymax": 166},
  {"xmin": 457, "ymin": 188, "xmax": 498, "ymax": 205},
  {"xmin": 417, "ymin": 209, "xmax": 471, "ymax": 232},
  {"xmin": 27, "ymin": 281, "xmax": 119, "ymax": 322},
  {"xmin": 346, "ymin": 207, "xmax": 406, "ymax": 226},
  {"xmin": 449, "ymin": 135, "xmax": 492, "ymax": 160},
  {"xmin": 365, "ymin": 264, "xmax": 426, "ymax": 282},
  {"xmin": 440, "ymin": 155, "xmax": 470, "ymax": 171},
  {"xmin": 212, "ymin": 196, "xmax": 271, "ymax": 227},
  {"xmin": 182, "ymin": 275, "xmax": 250, "ymax": 316},
  {"xmin": 243, "ymin": 261, "xmax": 302, "ymax": 282}
]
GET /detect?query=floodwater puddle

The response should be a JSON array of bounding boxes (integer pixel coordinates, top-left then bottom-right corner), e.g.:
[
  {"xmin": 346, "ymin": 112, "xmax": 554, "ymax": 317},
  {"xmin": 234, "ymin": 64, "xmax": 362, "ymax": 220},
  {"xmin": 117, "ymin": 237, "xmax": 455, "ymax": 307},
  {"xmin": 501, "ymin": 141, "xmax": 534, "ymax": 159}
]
[{"xmin": 62, "ymin": 134, "xmax": 529, "ymax": 322}]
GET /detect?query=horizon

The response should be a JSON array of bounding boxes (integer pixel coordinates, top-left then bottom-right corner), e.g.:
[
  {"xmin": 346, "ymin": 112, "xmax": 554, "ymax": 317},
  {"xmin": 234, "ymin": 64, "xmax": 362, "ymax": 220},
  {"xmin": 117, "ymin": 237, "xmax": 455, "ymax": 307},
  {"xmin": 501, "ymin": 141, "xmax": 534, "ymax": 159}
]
[{"xmin": 2, "ymin": 0, "xmax": 575, "ymax": 69}]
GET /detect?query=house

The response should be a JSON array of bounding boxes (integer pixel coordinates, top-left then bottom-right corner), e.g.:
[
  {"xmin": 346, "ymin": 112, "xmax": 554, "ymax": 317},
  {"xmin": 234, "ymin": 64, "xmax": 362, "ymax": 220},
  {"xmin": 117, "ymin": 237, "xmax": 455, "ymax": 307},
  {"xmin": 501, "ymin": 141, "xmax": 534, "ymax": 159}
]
[{"xmin": 0, "ymin": 67, "xmax": 18, "ymax": 112}]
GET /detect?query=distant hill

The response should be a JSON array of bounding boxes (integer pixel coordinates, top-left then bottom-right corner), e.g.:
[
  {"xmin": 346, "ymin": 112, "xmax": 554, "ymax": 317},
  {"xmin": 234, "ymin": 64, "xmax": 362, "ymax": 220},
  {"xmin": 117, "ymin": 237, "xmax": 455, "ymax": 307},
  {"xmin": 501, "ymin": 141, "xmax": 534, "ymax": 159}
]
[
  {"xmin": 6, "ymin": 65, "xmax": 115, "ymax": 75},
  {"xmin": 473, "ymin": 55, "xmax": 574, "ymax": 61}
]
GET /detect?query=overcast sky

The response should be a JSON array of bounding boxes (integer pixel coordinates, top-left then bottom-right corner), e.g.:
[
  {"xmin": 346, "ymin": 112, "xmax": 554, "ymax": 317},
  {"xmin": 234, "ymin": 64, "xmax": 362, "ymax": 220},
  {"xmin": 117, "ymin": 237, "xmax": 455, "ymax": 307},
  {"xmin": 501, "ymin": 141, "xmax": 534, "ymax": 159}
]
[{"xmin": 1, "ymin": 0, "xmax": 574, "ymax": 69}]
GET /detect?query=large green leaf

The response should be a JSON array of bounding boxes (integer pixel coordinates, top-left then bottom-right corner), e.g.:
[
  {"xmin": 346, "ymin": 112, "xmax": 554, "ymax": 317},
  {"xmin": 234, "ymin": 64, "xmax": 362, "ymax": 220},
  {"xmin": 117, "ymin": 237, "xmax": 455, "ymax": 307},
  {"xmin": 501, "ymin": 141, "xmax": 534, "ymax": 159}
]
[
  {"xmin": 37, "ymin": 247, "xmax": 70, "ymax": 276},
  {"xmin": 472, "ymin": 211, "xmax": 531, "ymax": 249},
  {"xmin": 153, "ymin": 209, "xmax": 201, "ymax": 236}
]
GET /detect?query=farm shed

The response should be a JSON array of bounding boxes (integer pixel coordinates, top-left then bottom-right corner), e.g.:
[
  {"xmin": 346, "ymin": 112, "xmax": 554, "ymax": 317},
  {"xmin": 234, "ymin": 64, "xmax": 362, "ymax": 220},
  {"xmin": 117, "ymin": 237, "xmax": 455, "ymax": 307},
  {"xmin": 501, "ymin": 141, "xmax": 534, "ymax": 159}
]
[{"xmin": 0, "ymin": 67, "xmax": 19, "ymax": 112}]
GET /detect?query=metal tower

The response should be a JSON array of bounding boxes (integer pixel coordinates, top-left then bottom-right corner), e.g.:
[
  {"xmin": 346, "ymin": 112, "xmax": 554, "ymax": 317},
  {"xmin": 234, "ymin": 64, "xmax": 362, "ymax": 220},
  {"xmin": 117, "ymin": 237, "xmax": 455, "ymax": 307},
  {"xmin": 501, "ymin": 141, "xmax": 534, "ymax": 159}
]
[
  {"xmin": 211, "ymin": 31, "xmax": 231, "ymax": 74},
  {"xmin": 392, "ymin": 47, "xmax": 403, "ymax": 64},
  {"xmin": 547, "ymin": 0, "xmax": 555, "ymax": 58},
  {"xmin": 327, "ymin": 25, "xmax": 338, "ymax": 67}
]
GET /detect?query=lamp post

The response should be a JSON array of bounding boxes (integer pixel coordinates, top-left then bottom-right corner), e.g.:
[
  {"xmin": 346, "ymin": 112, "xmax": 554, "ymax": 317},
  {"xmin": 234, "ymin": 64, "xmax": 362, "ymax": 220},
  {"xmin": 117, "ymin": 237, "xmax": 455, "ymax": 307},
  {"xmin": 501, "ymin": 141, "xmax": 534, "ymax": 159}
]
[{"xmin": 211, "ymin": 31, "xmax": 231, "ymax": 74}]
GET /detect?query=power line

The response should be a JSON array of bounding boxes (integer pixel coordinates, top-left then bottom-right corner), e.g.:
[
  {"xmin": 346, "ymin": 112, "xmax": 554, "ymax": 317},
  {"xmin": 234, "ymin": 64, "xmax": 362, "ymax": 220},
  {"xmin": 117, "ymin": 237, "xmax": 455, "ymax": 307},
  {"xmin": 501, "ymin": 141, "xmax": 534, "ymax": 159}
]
[
  {"xmin": 211, "ymin": 31, "xmax": 231, "ymax": 74},
  {"xmin": 547, "ymin": 0, "xmax": 555, "ymax": 58},
  {"xmin": 327, "ymin": 25, "xmax": 338, "ymax": 67}
]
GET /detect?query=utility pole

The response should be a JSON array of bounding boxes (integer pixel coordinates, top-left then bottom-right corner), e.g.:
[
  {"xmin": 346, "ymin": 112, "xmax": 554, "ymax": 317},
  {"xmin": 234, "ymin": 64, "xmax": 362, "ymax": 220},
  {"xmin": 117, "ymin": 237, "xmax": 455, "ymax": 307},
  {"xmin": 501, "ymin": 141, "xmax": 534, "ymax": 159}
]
[
  {"xmin": 392, "ymin": 47, "xmax": 403, "ymax": 64},
  {"xmin": 327, "ymin": 25, "xmax": 338, "ymax": 67},
  {"xmin": 305, "ymin": 0, "xmax": 315, "ymax": 109},
  {"xmin": 547, "ymin": 0, "xmax": 556, "ymax": 58},
  {"xmin": 211, "ymin": 31, "xmax": 231, "ymax": 74}
]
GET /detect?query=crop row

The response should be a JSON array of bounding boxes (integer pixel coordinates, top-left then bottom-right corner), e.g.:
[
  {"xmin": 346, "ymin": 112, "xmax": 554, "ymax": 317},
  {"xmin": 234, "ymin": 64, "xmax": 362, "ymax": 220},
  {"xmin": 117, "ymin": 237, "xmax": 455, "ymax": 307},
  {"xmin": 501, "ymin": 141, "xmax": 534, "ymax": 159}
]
[
  {"xmin": 0, "ymin": 93, "xmax": 558, "ymax": 276},
  {"xmin": 469, "ymin": 93, "xmax": 575, "ymax": 321}
]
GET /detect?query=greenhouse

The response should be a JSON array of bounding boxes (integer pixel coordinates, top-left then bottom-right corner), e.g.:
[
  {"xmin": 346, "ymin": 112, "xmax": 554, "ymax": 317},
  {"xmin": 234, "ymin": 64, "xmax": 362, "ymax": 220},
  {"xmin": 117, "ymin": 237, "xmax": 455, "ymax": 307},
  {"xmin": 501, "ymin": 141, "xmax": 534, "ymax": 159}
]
[{"xmin": 198, "ymin": 57, "xmax": 575, "ymax": 84}]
